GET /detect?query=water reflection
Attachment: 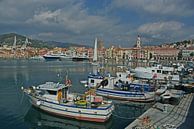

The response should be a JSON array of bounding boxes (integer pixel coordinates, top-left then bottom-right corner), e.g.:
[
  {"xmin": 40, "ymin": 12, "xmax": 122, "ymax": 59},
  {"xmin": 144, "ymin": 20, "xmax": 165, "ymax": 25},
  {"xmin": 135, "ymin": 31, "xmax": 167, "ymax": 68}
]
[
  {"xmin": 25, "ymin": 107, "xmax": 113, "ymax": 129},
  {"xmin": 24, "ymin": 103, "xmax": 151, "ymax": 129},
  {"xmin": 113, "ymin": 101, "xmax": 153, "ymax": 119}
]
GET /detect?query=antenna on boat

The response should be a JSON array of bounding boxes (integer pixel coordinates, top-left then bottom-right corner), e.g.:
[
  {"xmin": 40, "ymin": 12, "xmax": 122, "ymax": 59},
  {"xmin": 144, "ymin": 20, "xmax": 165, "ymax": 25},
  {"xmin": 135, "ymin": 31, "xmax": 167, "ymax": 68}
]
[
  {"xmin": 65, "ymin": 71, "xmax": 68, "ymax": 82},
  {"xmin": 57, "ymin": 73, "xmax": 63, "ymax": 83},
  {"xmin": 65, "ymin": 70, "xmax": 72, "ymax": 86}
]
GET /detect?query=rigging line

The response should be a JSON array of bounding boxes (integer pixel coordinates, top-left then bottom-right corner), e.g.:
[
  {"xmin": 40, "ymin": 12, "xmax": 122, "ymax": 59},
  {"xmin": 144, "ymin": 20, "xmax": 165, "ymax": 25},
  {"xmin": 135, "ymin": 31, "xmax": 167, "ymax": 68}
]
[
  {"xmin": 20, "ymin": 92, "xmax": 25, "ymax": 104},
  {"xmin": 112, "ymin": 113, "xmax": 138, "ymax": 120}
]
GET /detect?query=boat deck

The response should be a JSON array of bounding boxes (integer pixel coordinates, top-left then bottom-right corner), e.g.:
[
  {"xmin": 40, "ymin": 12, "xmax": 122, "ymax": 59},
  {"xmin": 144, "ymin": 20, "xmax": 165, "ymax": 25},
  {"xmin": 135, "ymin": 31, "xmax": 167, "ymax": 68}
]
[
  {"xmin": 125, "ymin": 93, "xmax": 194, "ymax": 129},
  {"xmin": 60, "ymin": 100, "xmax": 112, "ymax": 109}
]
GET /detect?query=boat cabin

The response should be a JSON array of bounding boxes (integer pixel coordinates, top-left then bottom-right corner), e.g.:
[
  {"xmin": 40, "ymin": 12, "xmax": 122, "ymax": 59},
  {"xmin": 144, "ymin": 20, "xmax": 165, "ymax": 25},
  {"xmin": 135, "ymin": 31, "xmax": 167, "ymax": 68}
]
[
  {"xmin": 36, "ymin": 82, "xmax": 69, "ymax": 103},
  {"xmin": 151, "ymin": 65, "xmax": 178, "ymax": 75},
  {"xmin": 88, "ymin": 73, "xmax": 104, "ymax": 88}
]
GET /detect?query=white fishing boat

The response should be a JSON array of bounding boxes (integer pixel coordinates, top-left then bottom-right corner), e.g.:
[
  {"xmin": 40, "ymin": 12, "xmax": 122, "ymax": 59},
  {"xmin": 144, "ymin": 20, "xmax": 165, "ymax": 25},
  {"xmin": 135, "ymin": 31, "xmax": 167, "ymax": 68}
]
[
  {"xmin": 86, "ymin": 72, "xmax": 155, "ymax": 102},
  {"xmin": 160, "ymin": 90, "xmax": 172, "ymax": 102},
  {"xmin": 131, "ymin": 64, "xmax": 180, "ymax": 84},
  {"xmin": 22, "ymin": 82, "xmax": 114, "ymax": 122}
]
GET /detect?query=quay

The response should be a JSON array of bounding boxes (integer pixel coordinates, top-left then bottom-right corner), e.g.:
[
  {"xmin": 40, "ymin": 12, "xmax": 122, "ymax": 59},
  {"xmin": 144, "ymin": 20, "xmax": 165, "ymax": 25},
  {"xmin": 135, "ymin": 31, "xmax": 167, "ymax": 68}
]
[{"xmin": 125, "ymin": 93, "xmax": 194, "ymax": 129}]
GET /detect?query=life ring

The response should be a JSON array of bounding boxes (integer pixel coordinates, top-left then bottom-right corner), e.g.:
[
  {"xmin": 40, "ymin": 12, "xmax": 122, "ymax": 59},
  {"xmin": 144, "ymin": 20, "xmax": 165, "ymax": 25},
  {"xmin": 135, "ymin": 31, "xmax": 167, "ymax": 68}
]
[{"xmin": 36, "ymin": 101, "xmax": 41, "ymax": 106}]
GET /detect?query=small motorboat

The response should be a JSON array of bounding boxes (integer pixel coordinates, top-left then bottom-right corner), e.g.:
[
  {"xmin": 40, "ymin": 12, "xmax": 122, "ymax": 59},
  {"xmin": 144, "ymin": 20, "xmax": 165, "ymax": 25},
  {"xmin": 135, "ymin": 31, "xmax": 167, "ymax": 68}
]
[
  {"xmin": 161, "ymin": 90, "xmax": 172, "ymax": 102},
  {"xmin": 155, "ymin": 86, "xmax": 167, "ymax": 95}
]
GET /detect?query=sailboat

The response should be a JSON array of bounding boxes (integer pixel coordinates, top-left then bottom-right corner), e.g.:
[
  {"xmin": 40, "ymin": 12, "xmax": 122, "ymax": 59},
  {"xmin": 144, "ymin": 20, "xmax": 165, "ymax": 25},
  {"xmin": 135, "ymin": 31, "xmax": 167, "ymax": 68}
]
[
  {"xmin": 21, "ymin": 37, "xmax": 28, "ymax": 50},
  {"xmin": 91, "ymin": 38, "xmax": 99, "ymax": 66}
]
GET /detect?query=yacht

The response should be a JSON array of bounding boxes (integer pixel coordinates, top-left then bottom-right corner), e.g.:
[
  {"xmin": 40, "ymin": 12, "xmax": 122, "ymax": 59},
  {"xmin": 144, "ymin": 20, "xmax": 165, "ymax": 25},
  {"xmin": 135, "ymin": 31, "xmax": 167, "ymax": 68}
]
[
  {"xmin": 131, "ymin": 64, "xmax": 180, "ymax": 84},
  {"xmin": 43, "ymin": 52, "xmax": 72, "ymax": 61},
  {"xmin": 43, "ymin": 53, "xmax": 64, "ymax": 61}
]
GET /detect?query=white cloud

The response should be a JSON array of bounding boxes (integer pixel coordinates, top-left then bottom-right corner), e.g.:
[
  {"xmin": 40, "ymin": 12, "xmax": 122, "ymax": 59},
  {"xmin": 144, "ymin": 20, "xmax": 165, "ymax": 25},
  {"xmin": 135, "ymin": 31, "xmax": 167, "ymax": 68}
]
[
  {"xmin": 138, "ymin": 21, "xmax": 184, "ymax": 34},
  {"xmin": 38, "ymin": 32, "xmax": 53, "ymax": 37},
  {"xmin": 112, "ymin": 0, "xmax": 194, "ymax": 16},
  {"xmin": 25, "ymin": 1, "xmax": 121, "ymax": 36},
  {"xmin": 136, "ymin": 21, "xmax": 194, "ymax": 44},
  {"xmin": 0, "ymin": 0, "xmax": 193, "ymax": 46},
  {"xmin": 27, "ymin": 10, "xmax": 61, "ymax": 25}
]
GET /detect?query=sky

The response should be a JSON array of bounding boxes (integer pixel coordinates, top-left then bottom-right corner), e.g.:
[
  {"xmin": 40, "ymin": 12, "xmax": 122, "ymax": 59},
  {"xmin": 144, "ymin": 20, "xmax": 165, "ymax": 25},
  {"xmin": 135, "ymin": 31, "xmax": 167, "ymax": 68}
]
[{"xmin": 0, "ymin": 0, "xmax": 194, "ymax": 47}]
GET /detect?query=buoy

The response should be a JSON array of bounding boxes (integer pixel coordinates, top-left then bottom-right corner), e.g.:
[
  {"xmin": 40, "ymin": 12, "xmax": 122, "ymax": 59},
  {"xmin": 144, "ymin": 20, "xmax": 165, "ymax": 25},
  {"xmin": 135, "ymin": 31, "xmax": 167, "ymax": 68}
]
[{"xmin": 36, "ymin": 101, "xmax": 41, "ymax": 106}]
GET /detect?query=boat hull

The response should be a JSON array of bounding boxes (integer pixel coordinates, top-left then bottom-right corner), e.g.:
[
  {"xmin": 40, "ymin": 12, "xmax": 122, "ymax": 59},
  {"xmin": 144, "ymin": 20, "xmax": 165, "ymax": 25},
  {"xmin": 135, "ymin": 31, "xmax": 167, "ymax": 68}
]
[
  {"xmin": 43, "ymin": 56, "xmax": 61, "ymax": 61},
  {"xmin": 72, "ymin": 57, "xmax": 89, "ymax": 61},
  {"xmin": 29, "ymin": 95, "xmax": 113, "ymax": 123},
  {"xmin": 96, "ymin": 88, "xmax": 155, "ymax": 102}
]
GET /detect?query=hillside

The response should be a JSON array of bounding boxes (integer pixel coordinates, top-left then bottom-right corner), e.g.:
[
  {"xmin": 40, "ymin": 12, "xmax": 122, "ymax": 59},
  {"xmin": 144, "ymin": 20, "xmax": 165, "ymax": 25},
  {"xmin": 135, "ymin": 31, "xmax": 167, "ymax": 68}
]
[{"xmin": 0, "ymin": 33, "xmax": 90, "ymax": 48}]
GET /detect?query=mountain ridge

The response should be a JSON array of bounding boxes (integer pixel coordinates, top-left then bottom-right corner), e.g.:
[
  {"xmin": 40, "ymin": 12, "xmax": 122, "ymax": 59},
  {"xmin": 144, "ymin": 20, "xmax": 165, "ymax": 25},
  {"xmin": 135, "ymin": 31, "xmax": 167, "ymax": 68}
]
[{"xmin": 0, "ymin": 33, "xmax": 90, "ymax": 48}]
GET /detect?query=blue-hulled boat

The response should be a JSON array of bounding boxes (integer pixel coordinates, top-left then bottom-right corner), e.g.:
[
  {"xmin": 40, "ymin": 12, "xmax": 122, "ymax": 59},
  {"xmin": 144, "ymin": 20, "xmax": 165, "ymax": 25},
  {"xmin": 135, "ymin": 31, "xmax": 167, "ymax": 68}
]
[{"xmin": 86, "ymin": 72, "xmax": 156, "ymax": 102}]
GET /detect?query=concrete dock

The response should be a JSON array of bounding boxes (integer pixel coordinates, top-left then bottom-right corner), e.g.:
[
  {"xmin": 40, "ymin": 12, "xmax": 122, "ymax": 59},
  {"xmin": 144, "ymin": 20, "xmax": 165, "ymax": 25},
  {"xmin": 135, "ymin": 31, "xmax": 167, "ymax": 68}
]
[{"xmin": 125, "ymin": 93, "xmax": 193, "ymax": 129}]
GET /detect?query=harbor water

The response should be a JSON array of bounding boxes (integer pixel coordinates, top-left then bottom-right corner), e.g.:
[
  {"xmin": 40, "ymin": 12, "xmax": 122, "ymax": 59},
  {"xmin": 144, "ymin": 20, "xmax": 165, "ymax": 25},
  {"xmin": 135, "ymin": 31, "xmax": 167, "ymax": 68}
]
[{"xmin": 0, "ymin": 59, "xmax": 151, "ymax": 129}]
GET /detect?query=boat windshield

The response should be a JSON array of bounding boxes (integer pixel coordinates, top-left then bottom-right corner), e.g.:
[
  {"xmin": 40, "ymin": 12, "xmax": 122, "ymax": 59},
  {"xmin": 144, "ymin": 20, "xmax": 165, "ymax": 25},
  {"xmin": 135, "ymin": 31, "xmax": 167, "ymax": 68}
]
[{"xmin": 46, "ymin": 90, "xmax": 57, "ymax": 95}]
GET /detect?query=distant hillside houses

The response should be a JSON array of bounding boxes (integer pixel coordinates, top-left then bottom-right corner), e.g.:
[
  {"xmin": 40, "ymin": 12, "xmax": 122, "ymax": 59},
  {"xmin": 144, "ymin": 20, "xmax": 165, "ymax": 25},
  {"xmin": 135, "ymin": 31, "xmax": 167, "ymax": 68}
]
[{"xmin": 182, "ymin": 46, "xmax": 194, "ymax": 61}]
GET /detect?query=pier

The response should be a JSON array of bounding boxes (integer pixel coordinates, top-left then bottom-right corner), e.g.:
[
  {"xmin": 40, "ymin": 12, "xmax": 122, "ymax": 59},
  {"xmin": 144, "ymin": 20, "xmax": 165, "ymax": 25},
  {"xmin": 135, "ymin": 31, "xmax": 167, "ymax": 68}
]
[{"xmin": 125, "ymin": 93, "xmax": 194, "ymax": 129}]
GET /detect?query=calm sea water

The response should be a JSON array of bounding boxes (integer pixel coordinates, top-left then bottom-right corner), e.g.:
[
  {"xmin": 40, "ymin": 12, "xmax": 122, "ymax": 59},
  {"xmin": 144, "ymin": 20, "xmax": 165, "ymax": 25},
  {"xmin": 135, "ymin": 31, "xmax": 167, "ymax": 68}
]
[{"xmin": 0, "ymin": 59, "xmax": 151, "ymax": 129}]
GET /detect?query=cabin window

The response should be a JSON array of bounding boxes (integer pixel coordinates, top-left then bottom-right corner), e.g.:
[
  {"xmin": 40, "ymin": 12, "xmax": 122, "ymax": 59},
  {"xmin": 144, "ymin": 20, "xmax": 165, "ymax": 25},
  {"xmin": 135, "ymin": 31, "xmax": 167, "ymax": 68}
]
[
  {"xmin": 119, "ymin": 74, "xmax": 121, "ymax": 77},
  {"xmin": 152, "ymin": 70, "xmax": 155, "ymax": 72},
  {"xmin": 162, "ymin": 71, "xmax": 168, "ymax": 74},
  {"xmin": 90, "ymin": 80, "xmax": 94, "ymax": 83},
  {"xmin": 47, "ymin": 90, "xmax": 57, "ymax": 95},
  {"xmin": 157, "ymin": 70, "xmax": 161, "ymax": 73}
]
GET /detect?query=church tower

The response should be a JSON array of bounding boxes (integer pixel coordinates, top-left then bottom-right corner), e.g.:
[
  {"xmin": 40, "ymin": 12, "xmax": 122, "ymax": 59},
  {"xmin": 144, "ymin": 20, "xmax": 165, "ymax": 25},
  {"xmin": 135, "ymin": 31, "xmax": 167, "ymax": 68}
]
[{"xmin": 136, "ymin": 35, "xmax": 141, "ymax": 48}]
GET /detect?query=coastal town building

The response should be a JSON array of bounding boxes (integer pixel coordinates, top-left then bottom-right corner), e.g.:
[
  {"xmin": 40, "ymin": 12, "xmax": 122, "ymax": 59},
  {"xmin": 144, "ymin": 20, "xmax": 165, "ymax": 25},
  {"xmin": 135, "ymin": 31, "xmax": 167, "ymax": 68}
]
[
  {"xmin": 104, "ymin": 46, "xmax": 119, "ymax": 60},
  {"xmin": 149, "ymin": 47, "xmax": 180, "ymax": 61},
  {"xmin": 0, "ymin": 35, "xmax": 193, "ymax": 62},
  {"xmin": 104, "ymin": 35, "xmax": 150, "ymax": 61},
  {"xmin": 97, "ymin": 39, "xmax": 105, "ymax": 60},
  {"xmin": 182, "ymin": 46, "xmax": 194, "ymax": 61},
  {"xmin": 131, "ymin": 35, "xmax": 150, "ymax": 60}
]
